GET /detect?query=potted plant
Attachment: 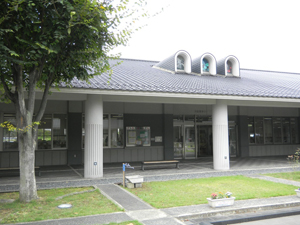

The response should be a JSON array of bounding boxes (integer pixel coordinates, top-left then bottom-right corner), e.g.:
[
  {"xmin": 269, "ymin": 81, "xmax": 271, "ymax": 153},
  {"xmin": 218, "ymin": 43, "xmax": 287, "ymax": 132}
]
[
  {"xmin": 295, "ymin": 188, "xmax": 300, "ymax": 197},
  {"xmin": 207, "ymin": 192, "xmax": 235, "ymax": 208}
]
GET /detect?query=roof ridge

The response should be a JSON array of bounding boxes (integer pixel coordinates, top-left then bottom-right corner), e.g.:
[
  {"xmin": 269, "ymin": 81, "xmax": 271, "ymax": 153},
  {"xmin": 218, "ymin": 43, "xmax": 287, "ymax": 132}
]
[
  {"xmin": 118, "ymin": 58, "xmax": 159, "ymax": 63},
  {"xmin": 241, "ymin": 68, "xmax": 300, "ymax": 75}
]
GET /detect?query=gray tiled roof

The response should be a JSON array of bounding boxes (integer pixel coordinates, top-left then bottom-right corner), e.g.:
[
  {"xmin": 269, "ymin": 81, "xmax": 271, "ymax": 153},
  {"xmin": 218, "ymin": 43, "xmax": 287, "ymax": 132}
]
[{"xmin": 68, "ymin": 58, "xmax": 300, "ymax": 99}]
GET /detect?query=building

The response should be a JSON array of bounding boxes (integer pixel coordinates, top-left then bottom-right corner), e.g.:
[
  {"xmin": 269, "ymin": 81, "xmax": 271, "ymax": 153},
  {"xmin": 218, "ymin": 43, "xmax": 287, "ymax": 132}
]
[{"xmin": 1, "ymin": 50, "xmax": 300, "ymax": 178}]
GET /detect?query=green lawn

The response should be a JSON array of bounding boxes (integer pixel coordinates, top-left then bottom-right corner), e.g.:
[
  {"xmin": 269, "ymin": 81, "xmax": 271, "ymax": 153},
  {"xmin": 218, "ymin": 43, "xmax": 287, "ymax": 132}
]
[
  {"xmin": 266, "ymin": 171, "xmax": 300, "ymax": 182},
  {"xmin": 0, "ymin": 187, "xmax": 122, "ymax": 224},
  {"xmin": 126, "ymin": 175, "xmax": 297, "ymax": 208}
]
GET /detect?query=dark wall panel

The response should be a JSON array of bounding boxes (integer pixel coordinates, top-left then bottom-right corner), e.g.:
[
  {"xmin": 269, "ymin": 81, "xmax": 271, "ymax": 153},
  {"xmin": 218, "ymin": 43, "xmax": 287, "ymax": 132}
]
[
  {"xmin": 238, "ymin": 115, "xmax": 249, "ymax": 157},
  {"xmin": 164, "ymin": 114, "xmax": 174, "ymax": 160},
  {"xmin": 67, "ymin": 113, "xmax": 83, "ymax": 165}
]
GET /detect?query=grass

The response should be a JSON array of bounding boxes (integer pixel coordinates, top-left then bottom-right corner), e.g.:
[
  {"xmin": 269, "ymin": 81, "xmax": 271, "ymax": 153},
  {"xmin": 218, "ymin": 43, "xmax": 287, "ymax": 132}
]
[
  {"xmin": 126, "ymin": 175, "xmax": 297, "ymax": 208},
  {"xmin": 266, "ymin": 171, "xmax": 300, "ymax": 182},
  {"xmin": 0, "ymin": 187, "xmax": 122, "ymax": 224}
]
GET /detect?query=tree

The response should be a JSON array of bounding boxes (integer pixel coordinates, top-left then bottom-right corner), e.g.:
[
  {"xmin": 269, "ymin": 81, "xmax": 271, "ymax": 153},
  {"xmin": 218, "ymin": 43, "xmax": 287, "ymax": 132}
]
[{"xmin": 0, "ymin": 0, "xmax": 147, "ymax": 203}]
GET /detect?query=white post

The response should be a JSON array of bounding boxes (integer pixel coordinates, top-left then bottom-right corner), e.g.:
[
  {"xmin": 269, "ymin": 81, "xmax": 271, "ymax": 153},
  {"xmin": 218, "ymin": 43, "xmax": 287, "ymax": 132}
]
[
  {"xmin": 84, "ymin": 95, "xmax": 103, "ymax": 178},
  {"xmin": 0, "ymin": 112, "xmax": 3, "ymax": 152},
  {"xmin": 212, "ymin": 100, "xmax": 230, "ymax": 170}
]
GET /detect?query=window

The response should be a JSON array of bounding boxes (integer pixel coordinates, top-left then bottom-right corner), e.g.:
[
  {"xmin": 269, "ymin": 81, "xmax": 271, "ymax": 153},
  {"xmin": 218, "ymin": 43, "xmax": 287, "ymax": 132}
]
[
  {"xmin": 38, "ymin": 115, "xmax": 52, "ymax": 149},
  {"xmin": 38, "ymin": 114, "xmax": 67, "ymax": 150},
  {"xmin": 248, "ymin": 117, "xmax": 299, "ymax": 144},
  {"xmin": 103, "ymin": 114, "xmax": 109, "ymax": 147},
  {"xmin": 126, "ymin": 127, "xmax": 150, "ymax": 147},
  {"xmin": 53, "ymin": 114, "xmax": 67, "ymax": 148},
  {"xmin": 202, "ymin": 58, "xmax": 209, "ymax": 72},
  {"xmin": 248, "ymin": 117, "xmax": 255, "ymax": 143},
  {"xmin": 177, "ymin": 56, "xmax": 184, "ymax": 70},
  {"xmin": 2, "ymin": 114, "xmax": 18, "ymax": 151},
  {"xmin": 264, "ymin": 118, "xmax": 273, "ymax": 144},
  {"xmin": 82, "ymin": 113, "xmax": 124, "ymax": 148},
  {"xmin": 110, "ymin": 114, "xmax": 124, "ymax": 148},
  {"xmin": 291, "ymin": 118, "xmax": 299, "ymax": 143},
  {"xmin": 227, "ymin": 60, "xmax": 233, "ymax": 74},
  {"xmin": 254, "ymin": 117, "xmax": 264, "ymax": 144},
  {"xmin": 282, "ymin": 118, "xmax": 290, "ymax": 143},
  {"xmin": 273, "ymin": 118, "xmax": 282, "ymax": 144}
]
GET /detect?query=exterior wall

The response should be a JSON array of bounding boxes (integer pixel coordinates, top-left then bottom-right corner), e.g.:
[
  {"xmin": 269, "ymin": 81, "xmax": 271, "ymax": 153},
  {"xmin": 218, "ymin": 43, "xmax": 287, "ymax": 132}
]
[
  {"xmin": 104, "ymin": 146, "xmax": 164, "ymax": 163},
  {"xmin": 249, "ymin": 145, "xmax": 298, "ymax": 156}
]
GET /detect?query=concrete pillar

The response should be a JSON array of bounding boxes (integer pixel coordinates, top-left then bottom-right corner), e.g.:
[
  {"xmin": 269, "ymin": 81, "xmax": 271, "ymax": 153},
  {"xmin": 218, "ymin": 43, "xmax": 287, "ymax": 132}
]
[
  {"xmin": 212, "ymin": 100, "xmax": 229, "ymax": 170},
  {"xmin": 0, "ymin": 112, "xmax": 3, "ymax": 151},
  {"xmin": 84, "ymin": 95, "xmax": 103, "ymax": 178}
]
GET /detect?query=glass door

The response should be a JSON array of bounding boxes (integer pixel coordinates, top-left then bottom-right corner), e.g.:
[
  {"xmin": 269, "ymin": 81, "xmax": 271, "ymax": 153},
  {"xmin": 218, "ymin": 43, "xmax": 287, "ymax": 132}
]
[
  {"xmin": 184, "ymin": 125, "xmax": 196, "ymax": 158},
  {"xmin": 229, "ymin": 124, "xmax": 237, "ymax": 157},
  {"xmin": 173, "ymin": 125, "xmax": 183, "ymax": 159},
  {"xmin": 197, "ymin": 126, "xmax": 213, "ymax": 156}
]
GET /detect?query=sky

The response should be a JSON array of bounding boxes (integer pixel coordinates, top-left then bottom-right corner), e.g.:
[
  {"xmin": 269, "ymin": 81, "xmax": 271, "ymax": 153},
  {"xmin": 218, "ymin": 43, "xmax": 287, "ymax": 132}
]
[{"xmin": 110, "ymin": 0, "xmax": 300, "ymax": 73}]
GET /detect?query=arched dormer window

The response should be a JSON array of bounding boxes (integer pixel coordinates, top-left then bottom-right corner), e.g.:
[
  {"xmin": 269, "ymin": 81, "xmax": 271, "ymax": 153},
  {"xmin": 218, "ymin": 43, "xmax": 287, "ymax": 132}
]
[
  {"xmin": 175, "ymin": 51, "xmax": 192, "ymax": 73},
  {"xmin": 224, "ymin": 56, "xmax": 240, "ymax": 76},
  {"xmin": 202, "ymin": 58, "xmax": 209, "ymax": 72},
  {"xmin": 177, "ymin": 56, "xmax": 185, "ymax": 70},
  {"xmin": 199, "ymin": 53, "xmax": 216, "ymax": 75}
]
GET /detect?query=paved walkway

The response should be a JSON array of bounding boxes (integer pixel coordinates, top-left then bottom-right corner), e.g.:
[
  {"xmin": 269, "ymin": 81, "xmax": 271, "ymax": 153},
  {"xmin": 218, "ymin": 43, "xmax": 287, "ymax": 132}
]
[{"xmin": 2, "ymin": 157, "xmax": 300, "ymax": 224}]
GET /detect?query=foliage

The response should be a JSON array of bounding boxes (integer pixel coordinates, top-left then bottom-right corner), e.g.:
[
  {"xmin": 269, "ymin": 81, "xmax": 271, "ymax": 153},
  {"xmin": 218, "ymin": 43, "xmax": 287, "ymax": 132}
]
[
  {"xmin": 210, "ymin": 191, "xmax": 232, "ymax": 199},
  {"xmin": 287, "ymin": 148, "xmax": 300, "ymax": 166},
  {"xmin": 0, "ymin": 0, "xmax": 149, "ymax": 203}
]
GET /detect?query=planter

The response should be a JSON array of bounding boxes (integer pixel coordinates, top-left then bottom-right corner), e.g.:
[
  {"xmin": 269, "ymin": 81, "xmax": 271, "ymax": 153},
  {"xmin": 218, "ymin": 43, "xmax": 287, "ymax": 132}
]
[
  {"xmin": 207, "ymin": 197, "xmax": 235, "ymax": 208},
  {"xmin": 295, "ymin": 189, "xmax": 300, "ymax": 197}
]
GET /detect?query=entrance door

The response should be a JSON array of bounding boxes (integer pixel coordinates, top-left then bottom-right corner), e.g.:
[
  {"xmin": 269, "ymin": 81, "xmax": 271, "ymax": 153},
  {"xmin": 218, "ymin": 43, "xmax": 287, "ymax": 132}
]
[
  {"xmin": 197, "ymin": 126, "xmax": 213, "ymax": 156},
  {"xmin": 229, "ymin": 124, "xmax": 237, "ymax": 157},
  {"xmin": 173, "ymin": 125, "xmax": 183, "ymax": 159},
  {"xmin": 184, "ymin": 125, "xmax": 196, "ymax": 158}
]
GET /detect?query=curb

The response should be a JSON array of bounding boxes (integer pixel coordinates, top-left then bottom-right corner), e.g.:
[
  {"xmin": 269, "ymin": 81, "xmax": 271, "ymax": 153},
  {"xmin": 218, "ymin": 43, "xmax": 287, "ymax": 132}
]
[{"xmin": 177, "ymin": 201, "xmax": 300, "ymax": 221}]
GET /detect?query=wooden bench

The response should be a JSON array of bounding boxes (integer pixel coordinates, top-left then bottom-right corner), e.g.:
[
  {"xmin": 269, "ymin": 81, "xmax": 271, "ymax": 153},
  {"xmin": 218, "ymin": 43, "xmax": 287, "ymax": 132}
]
[
  {"xmin": 141, "ymin": 160, "xmax": 179, "ymax": 171},
  {"xmin": 0, "ymin": 167, "xmax": 41, "ymax": 176}
]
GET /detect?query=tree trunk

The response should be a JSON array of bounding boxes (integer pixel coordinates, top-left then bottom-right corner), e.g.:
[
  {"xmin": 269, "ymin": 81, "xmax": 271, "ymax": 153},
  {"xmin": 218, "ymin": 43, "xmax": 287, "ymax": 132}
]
[{"xmin": 17, "ymin": 109, "xmax": 38, "ymax": 202}]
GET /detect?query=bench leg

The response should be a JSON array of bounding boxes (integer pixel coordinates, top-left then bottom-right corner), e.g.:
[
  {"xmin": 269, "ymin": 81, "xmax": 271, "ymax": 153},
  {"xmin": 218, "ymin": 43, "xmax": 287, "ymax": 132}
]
[
  {"xmin": 176, "ymin": 163, "xmax": 179, "ymax": 169},
  {"xmin": 141, "ymin": 164, "xmax": 144, "ymax": 171}
]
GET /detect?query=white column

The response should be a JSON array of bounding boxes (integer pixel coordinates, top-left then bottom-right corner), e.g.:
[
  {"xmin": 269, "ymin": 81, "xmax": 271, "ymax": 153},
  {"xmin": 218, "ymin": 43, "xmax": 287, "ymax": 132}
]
[
  {"xmin": 0, "ymin": 112, "xmax": 3, "ymax": 151},
  {"xmin": 212, "ymin": 100, "xmax": 230, "ymax": 170},
  {"xmin": 84, "ymin": 95, "xmax": 103, "ymax": 178}
]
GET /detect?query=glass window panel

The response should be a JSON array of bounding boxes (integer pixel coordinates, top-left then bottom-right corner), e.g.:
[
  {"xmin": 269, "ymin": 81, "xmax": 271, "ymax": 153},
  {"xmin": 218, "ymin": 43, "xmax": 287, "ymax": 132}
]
[
  {"xmin": 126, "ymin": 127, "xmax": 150, "ymax": 147},
  {"xmin": 264, "ymin": 118, "xmax": 273, "ymax": 144},
  {"xmin": 227, "ymin": 60, "xmax": 233, "ymax": 74},
  {"xmin": 177, "ymin": 56, "xmax": 184, "ymax": 70},
  {"xmin": 273, "ymin": 118, "xmax": 282, "ymax": 144},
  {"xmin": 173, "ymin": 115, "xmax": 183, "ymax": 122},
  {"xmin": 202, "ymin": 58, "xmax": 209, "ymax": 72},
  {"xmin": 248, "ymin": 117, "xmax": 255, "ymax": 144},
  {"xmin": 185, "ymin": 115, "xmax": 195, "ymax": 122},
  {"xmin": 110, "ymin": 114, "xmax": 123, "ymax": 148},
  {"xmin": 53, "ymin": 114, "xmax": 67, "ymax": 148},
  {"xmin": 282, "ymin": 118, "xmax": 290, "ymax": 144},
  {"xmin": 103, "ymin": 114, "xmax": 109, "ymax": 147},
  {"xmin": 254, "ymin": 117, "xmax": 264, "ymax": 144},
  {"xmin": 3, "ymin": 114, "xmax": 18, "ymax": 151},
  {"xmin": 173, "ymin": 126, "xmax": 183, "ymax": 158},
  {"xmin": 185, "ymin": 126, "xmax": 195, "ymax": 157},
  {"xmin": 291, "ymin": 118, "xmax": 299, "ymax": 144},
  {"xmin": 38, "ymin": 115, "xmax": 52, "ymax": 149}
]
